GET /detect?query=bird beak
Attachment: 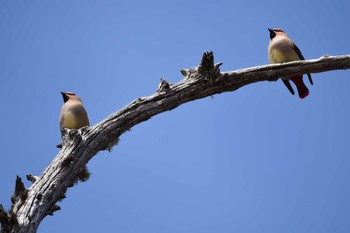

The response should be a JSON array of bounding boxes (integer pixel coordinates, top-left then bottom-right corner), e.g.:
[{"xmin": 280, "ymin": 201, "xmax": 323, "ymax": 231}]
[
  {"xmin": 61, "ymin": 91, "xmax": 69, "ymax": 103},
  {"xmin": 268, "ymin": 28, "xmax": 273, "ymax": 32}
]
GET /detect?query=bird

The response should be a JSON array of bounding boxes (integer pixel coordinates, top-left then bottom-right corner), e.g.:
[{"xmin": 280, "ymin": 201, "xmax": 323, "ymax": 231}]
[
  {"xmin": 57, "ymin": 92, "xmax": 90, "ymax": 148},
  {"xmin": 268, "ymin": 28, "xmax": 313, "ymax": 98},
  {"xmin": 59, "ymin": 92, "xmax": 90, "ymax": 130}
]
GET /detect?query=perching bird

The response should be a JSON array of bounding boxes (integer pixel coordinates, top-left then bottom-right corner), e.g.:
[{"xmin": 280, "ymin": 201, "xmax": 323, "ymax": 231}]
[
  {"xmin": 59, "ymin": 91, "xmax": 90, "ymax": 130},
  {"xmin": 268, "ymin": 28, "xmax": 313, "ymax": 98}
]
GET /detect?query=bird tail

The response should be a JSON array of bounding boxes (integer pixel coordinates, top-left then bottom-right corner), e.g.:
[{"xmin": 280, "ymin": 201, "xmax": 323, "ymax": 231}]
[{"xmin": 290, "ymin": 76, "xmax": 309, "ymax": 99}]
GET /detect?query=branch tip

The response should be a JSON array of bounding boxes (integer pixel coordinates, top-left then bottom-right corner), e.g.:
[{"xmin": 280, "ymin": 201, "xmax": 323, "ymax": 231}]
[{"xmin": 215, "ymin": 62, "xmax": 223, "ymax": 68}]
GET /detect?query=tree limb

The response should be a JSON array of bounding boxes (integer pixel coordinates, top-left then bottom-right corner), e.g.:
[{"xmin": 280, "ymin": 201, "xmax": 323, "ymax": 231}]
[{"xmin": 1, "ymin": 52, "xmax": 350, "ymax": 233}]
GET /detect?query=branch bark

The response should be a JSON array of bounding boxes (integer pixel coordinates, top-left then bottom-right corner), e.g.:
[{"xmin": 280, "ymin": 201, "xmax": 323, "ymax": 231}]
[{"xmin": 1, "ymin": 52, "xmax": 350, "ymax": 233}]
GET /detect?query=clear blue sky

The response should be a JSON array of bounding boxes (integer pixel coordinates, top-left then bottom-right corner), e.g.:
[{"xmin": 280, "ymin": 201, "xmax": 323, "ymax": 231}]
[{"xmin": 1, "ymin": 1, "xmax": 350, "ymax": 232}]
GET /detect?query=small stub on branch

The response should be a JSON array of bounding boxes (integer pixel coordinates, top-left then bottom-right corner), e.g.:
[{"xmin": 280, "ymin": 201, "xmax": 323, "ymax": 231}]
[
  {"xmin": 180, "ymin": 69, "xmax": 189, "ymax": 76},
  {"xmin": 215, "ymin": 62, "xmax": 223, "ymax": 68},
  {"xmin": 157, "ymin": 78, "xmax": 170, "ymax": 93},
  {"xmin": 46, "ymin": 205, "xmax": 61, "ymax": 216},
  {"xmin": 26, "ymin": 174, "xmax": 39, "ymax": 184}
]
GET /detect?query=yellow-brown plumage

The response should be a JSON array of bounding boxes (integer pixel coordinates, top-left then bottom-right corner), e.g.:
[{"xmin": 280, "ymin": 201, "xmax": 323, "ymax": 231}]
[
  {"xmin": 268, "ymin": 28, "xmax": 313, "ymax": 98},
  {"xmin": 59, "ymin": 92, "xmax": 90, "ymax": 130}
]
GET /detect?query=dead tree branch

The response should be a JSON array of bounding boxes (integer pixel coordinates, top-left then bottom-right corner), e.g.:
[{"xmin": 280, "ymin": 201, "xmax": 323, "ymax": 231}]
[{"xmin": 1, "ymin": 52, "xmax": 350, "ymax": 233}]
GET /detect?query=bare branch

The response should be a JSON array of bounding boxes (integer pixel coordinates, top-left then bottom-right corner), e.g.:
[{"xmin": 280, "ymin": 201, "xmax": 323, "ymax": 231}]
[{"xmin": 1, "ymin": 52, "xmax": 349, "ymax": 233}]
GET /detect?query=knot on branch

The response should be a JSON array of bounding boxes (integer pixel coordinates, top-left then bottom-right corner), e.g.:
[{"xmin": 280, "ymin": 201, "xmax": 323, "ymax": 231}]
[
  {"xmin": 157, "ymin": 78, "xmax": 170, "ymax": 93},
  {"xmin": 62, "ymin": 155, "xmax": 74, "ymax": 168}
]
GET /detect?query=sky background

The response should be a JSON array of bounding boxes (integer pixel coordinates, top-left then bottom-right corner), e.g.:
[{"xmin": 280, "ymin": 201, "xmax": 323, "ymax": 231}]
[{"xmin": 1, "ymin": 1, "xmax": 350, "ymax": 232}]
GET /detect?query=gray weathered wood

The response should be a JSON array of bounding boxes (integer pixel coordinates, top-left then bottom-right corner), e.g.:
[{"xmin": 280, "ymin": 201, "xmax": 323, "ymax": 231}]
[{"xmin": 1, "ymin": 52, "xmax": 350, "ymax": 233}]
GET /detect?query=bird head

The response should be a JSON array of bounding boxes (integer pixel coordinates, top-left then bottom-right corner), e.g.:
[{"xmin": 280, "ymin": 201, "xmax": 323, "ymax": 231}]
[
  {"xmin": 61, "ymin": 91, "xmax": 77, "ymax": 103},
  {"xmin": 268, "ymin": 28, "xmax": 285, "ymax": 39}
]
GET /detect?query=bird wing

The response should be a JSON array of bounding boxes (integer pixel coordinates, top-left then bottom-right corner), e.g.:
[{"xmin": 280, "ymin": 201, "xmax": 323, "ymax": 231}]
[
  {"xmin": 293, "ymin": 43, "xmax": 313, "ymax": 85},
  {"xmin": 293, "ymin": 43, "xmax": 305, "ymax": 60}
]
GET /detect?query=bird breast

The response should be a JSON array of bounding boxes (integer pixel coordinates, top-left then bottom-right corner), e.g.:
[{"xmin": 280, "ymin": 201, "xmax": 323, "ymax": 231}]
[
  {"xmin": 269, "ymin": 36, "xmax": 299, "ymax": 63},
  {"xmin": 59, "ymin": 102, "xmax": 89, "ymax": 129}
]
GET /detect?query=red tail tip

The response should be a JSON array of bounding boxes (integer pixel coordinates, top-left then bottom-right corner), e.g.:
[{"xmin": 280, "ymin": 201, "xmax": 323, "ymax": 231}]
[
  {"xmin": 299, "ymin": 89, "xmax": 309, "ymax": 99},
  {"xmin": 290, "ymin": 76, "xmax": 310, "ymax": 99}
]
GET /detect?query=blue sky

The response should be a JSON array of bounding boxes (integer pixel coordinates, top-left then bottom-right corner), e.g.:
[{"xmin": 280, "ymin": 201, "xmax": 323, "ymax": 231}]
[{"xmin": 1, "ymin": 1, "xmax": 350, "ymax": 232}]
